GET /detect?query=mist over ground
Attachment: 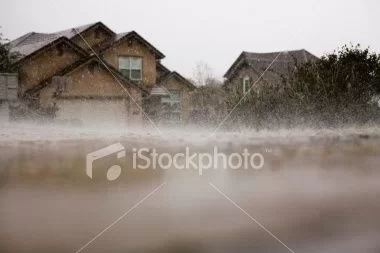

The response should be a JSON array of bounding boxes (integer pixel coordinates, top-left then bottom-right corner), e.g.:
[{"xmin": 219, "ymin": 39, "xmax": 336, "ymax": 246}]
[{"xmin": 1, "ymin": 122, "xmax": 380, "ymax": 253}]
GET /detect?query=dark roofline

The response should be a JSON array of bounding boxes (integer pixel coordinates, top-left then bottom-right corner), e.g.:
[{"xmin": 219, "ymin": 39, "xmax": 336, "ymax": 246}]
[
  {"xmin": 162, "ymin": 71, "xmax": 197, "ymax": 90},
  {"xmin": 12, "ymin": 36, "xmax": 88, "ymax": 66},
  {"xmin": 156, "ymin": 61, "xmax": 171, "ymax": 74},
  {"xmin": 109, "ymin": 31, "xmax": 165, "ymax": 59},
  {"xmin": 223, "ymin": 49, "xmax": 319, "ymax": 79},
  {"xmin": 70, "ymin": 21, "xmax": 115, "ymax": 40},
  {"xmin": 26, "ymin": 56, "xmax": 149, "ymax": 96},
  {"xmin": 223, "ymin": 51, "xmax": 246, "ymax": 79}
]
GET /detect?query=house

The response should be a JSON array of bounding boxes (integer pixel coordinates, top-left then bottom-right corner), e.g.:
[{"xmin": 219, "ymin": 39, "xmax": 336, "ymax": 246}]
[
  {"xmin": 224, "ymin": 49, "xmax": 318, "ymax": 94},
  {"xmin": 9, "ymin": 22, "xmax": 196, "ymax": 126}
]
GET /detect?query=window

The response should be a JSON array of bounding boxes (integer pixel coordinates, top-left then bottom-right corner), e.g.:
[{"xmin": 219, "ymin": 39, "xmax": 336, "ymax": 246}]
[
  {"xmin": 161, "ymin": 90, "xmax": 182, "ymax": 122},
  {"xmin": 162, "ymin": 91, "xmax": 181, "ymax": 107},
  {"xmin": 118, "ymin": 56, "xmax": 142, "ymax": 80},
  {"xmin": 52, "ymin": 76, "xmax": 71, "ymax": 93},
  {"xmin": 243, "ymin": 77, "xmax": 250, "ymax": 94}
]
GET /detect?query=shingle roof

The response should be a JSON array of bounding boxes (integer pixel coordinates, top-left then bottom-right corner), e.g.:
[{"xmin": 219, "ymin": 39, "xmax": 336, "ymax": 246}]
[
  {"xmin": 224, "ymin": 49, "xmax": 318, "ymax": 82},
  {"xmin": 10, "ymin": 33, "xmax": 60, "ymax": 57},
  {"xmin": 115, "ymin": 32, "xmax": 130, "ymax": 41},
  {"xmin": 9, "ymin": 22, "xmax": 98, "ymax": 59},
  {"xmin": 53, "ymin": 23, "xmax": 97, "ymax": 39}
]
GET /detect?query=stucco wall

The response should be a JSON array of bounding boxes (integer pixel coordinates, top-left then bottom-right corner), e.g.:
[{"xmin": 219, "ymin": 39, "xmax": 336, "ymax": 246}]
[
  {"xmin": 71, "ymin": 26, "xmax": 112, "ymax": 52},
  {"xmin": 102, "ymin": 38, "xmax": 157, "ymax": 86},
  {"xmin": 39, "ymin": 61, "xmax": 143, "ymax": 124},
  {"xmin": 161, "ymin": 75, "xmax": 192, "ymax": 122},
  {"xmin": 18, "ymin": 43, "xmax": 82, "ymax": 92},
  {"xmin": 227, "ymin": 66, "xmax": 265, "ymax": 94}
]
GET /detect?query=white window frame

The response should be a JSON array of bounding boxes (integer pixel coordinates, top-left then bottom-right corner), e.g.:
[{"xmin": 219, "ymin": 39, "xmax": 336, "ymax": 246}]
[
  {"xmin": 118, "ymin": 56, "xmax": 143, "ymax": 80},
  {"xmin": 243, "ymin": 77, "xmax": 250, "ymax": 95}
]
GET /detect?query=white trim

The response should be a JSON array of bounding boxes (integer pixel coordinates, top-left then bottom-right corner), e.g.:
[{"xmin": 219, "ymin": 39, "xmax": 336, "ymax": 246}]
[{"xmin": 118, "ymin": 56, "xmax": 143, "ymax": 80}]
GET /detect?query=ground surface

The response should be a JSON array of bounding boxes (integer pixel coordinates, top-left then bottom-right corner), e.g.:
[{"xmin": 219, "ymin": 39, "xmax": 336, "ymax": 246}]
[{"xmin": 0, "ymin": 124, "xmax": 380, "ymax": 253}]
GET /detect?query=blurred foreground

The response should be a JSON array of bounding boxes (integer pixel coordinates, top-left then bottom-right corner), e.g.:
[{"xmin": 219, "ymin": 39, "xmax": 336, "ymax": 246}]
[{"xmin": 0, "ymin": 124, "xmax": 380, "ymax": 253}]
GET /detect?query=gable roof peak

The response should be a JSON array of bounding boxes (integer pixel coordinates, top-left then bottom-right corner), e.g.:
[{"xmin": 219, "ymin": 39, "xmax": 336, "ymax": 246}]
[
  {"xmin": 53, "ymin": 21, "xmax": 114, "ymax": 39},
  {"xmin": 111, "ymin": 30, "xmax": 165, "ymax": 59}
]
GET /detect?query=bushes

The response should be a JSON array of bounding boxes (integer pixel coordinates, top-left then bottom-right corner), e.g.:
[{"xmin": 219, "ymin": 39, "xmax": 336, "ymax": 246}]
[
  {"xmin": 222, "ymin": 44, "xmax": 380, "ymax": 129},
  {"xmin": 188, "ymin": 85, "xmax": 228, "ymax": 126}
]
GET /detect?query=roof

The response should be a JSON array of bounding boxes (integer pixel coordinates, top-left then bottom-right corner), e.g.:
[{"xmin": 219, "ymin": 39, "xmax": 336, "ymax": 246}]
[
  {"xmin": 9, "ymin": 22, "xmax": 113, "ymax": 61},
  {"xmin": 150, "ymin": 85, "xmax": 171, "ymax": 96},
  {"xmin": 10, "ymin": 36, "xmax": 88, "ymax": 64},
  {"xmin": 155, "ymin": 62, "xmax": 196, "ymax": 90},
  {"xmin": 161, "ymin": 71, "xmax": 197, "ymax": 90},
  {"xmin": 224, "ymin": 49, "xmax": 318, "ymax": 80},
  {"xmin": 156, "ymin": 61, "xmax": 171, "ymax": 75},
  {"xmin": 111, "ymin": 31, "xmax": 165, "ymax": 59},
  {"xmin": 53, "ymin": 22, "xmax": 98, "ymax": 39},
  {"xmin": 10, "ymin": 22, "xmax": 164, "ymax": 61},
  {"xmin": 10, "ymin": 33, "xmax": 60, "ymax": 57}
]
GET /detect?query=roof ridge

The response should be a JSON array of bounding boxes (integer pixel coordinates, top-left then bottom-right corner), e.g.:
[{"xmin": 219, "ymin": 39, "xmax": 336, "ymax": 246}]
[
  {"xmin": 244, "ymin": 49, "xmax": 307, "ymax": 55},
  {"xmin": 10, "ymin": 32, "xmax": 35, "ymax": 47},
  {"xmin": 53, "ymin": 22, "xmax": 97, "ymax": 34}
]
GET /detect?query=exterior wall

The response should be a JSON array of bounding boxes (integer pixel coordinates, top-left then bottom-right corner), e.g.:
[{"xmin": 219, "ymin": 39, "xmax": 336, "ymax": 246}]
[
  {"xmin": 18, "ymin": 44, "xmax": 82, "ymax": 92},
  {"xmin": 227, "ymin": 65, "xmax": 266, "ymax": 94},
  {"xmin": 71, "ymin": 27, "xmax": 113, "ymax": 52},
  {"xmin": 161, "ymin": 76, "xmax": 192, "ymax": 122},
  {"xmin": 39, "ymin": 62, "xmax": 143, "ymax": 125},
  {"xmin": 102, "ymin": 38, "xmax": 157, "ymax": 86},
  {"xmin": 156, "ymin": 66, "xmax": 170, "ymax": 83}
]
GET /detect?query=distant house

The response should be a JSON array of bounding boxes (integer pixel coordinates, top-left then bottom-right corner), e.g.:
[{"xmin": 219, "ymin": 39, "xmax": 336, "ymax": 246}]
[
  {"xmin": 224, "ymin": 49, "xmax": 318, "ymax": 94},
  {"xmin": 8, "ymin": 21, "xmax": 196, "ymax": 126}
]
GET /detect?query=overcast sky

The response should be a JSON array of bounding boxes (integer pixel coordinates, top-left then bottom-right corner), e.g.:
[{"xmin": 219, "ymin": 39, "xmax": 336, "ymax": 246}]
[{"xmin": 1, "ymin": 0, "xmax": 379, "ymax": 79}]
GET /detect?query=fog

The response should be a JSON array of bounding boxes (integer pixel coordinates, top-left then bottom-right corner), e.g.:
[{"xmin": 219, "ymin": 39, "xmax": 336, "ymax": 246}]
[
  {"xmin": 1, "ymin": 0, "xmax": 380, "ymax": 251},
  {"xmin": 1, "ymin": 123, "xmax": 380, "ymax": 252}
]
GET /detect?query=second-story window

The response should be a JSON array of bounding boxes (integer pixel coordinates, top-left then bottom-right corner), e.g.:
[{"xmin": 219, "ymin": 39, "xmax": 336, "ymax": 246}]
[{"xmin": 118, "ymin": 56, "xmax": 142, "ymax": 80}]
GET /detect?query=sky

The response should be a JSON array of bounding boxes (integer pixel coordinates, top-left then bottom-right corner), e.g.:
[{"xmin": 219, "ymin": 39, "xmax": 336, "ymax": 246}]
[{"xmin": 1, "ymin": 0, "xmax": 379, "ymax": 80}]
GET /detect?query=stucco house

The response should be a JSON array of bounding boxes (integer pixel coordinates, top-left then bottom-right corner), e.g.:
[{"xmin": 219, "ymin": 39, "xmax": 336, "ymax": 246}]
[
  {"xmin": 224, "ymin": 49, "xmax": 318, "ymax": 94},
  {"xmin": 9, "ymin": 22, "xmax": 196, "ymax": 126}
]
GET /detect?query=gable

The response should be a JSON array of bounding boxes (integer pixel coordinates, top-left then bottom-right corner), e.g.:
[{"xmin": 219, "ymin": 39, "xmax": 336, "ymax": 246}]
[
  {"xmin": 161, "ymin": 72, "xmax": 196, "ymax": 91},
  {"xmin": 111, "ymin": 31, "xmax": 165, "ymax": 60},
  {"xmin": 101, "ymin": 36, "xmax": 158, "ymax": 86},
  {"xmin": 69, "ymin": 22, "xmax": 115, "ymax": 52},
  {"xmin": 17, "ymin": 38, "xmax": 87, "ymax": 92},
  {"xmin": 38, "ymin": 58, "xmax": 143, "ymax": 108},
  {"xmin": 62, "ymin": 61, "xmax": 128, "ymax": 97}
]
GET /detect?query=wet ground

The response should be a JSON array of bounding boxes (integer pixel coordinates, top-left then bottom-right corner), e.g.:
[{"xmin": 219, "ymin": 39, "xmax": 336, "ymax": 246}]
[{"xmin": 0, "ymin": 124, "xmax": 380, "ymax": 253}]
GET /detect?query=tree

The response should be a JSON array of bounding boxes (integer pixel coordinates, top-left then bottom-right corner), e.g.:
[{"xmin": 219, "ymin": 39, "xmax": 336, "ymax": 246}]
[
  {"xmin": 0, "ymin": 31, "xmax": 18, "ymax": 72},
  {"xmin": 188, "ymin": 85, "xmax": 227, "ymax": 126},
  {"xmin": 224, "ymin": 44, "xmax": 380, "ymax": 129},
  {"xmin": 289, "ymin": 44, "xmax": 380, "ymax": 105},
  {"xmin": 192, "ymin": 61, "xmax": 216, "ymax": 86}
]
